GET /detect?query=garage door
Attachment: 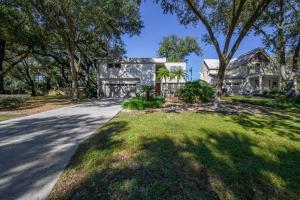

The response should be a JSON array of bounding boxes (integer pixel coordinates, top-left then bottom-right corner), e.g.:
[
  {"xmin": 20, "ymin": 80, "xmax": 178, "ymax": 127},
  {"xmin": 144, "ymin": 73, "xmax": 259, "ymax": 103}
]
[{"xmin": 105, "ymin": 84, "xmax": 137, "ymax": 98}]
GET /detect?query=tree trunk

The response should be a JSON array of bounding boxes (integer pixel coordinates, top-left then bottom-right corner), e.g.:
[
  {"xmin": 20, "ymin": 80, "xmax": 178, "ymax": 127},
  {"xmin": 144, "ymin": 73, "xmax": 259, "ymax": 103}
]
[
  {"xmin": 24, "ymin": 61, "xmax": 37, "ymax": 96},
  {"xmin": 214, "ymin": 59, "xmax": 227, "ymax": 108},
  {"xmin": 67, "ymin": 48, "xmax": 78, "ymax": 99},
  {"xmin": 30, "ymin": 80, "xmax": 37, "ymax": 96},
  {"xmin": 287, "ymin": 36, "xmax": 300, "ymax": 97},
  {"xmin": 0, "ymin": 39, "xmax": 5, "ymax": 94}
]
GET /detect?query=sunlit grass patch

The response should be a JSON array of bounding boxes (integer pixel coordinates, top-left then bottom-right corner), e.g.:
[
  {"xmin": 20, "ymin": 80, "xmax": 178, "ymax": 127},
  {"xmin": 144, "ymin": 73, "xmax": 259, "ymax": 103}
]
[{"xmin": 49, "ymin": 111, "xmax": 300, "ymax": 200}]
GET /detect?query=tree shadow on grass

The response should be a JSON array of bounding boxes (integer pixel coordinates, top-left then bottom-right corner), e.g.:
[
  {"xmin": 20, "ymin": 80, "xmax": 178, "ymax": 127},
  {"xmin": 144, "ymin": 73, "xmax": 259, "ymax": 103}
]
[
  {"xmin": 50, "ymin": 119, "xmax": 299, "ymax": 200},
  {"xmin": 228, "ymin": 112, "xmax": 300, "ymax": 142}
]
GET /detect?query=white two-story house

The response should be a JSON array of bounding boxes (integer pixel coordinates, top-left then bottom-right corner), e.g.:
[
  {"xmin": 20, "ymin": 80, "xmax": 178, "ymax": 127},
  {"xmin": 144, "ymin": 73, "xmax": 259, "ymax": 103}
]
[
  {"xmin": 200, "ymin": 48, "xmax": 285, "ymax": 95},
  {"xmin": 96, "ymin": 58, "xmax": 186, "ymax": 98}
]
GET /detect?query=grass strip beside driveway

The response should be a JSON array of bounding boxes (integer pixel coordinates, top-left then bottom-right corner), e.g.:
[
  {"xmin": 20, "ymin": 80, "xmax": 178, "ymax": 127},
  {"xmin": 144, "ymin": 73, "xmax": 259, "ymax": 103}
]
[{"xmin": 49, "ymin": 110, "xmax": 300, "ymax": 200}]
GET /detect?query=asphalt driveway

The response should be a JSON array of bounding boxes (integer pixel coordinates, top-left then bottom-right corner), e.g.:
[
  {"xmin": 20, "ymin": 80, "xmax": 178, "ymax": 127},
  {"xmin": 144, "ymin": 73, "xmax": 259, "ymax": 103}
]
[{"xmin": 0, "ymin": 99, "xmax": 122, "ymax": 200}]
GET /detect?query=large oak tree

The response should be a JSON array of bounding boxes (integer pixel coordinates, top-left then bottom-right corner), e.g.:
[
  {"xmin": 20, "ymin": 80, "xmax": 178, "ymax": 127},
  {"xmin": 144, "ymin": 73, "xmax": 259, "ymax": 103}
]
[
  {"xmin": 26, "ymin": 0, "xmax": 143, "ymax": 98},
  {"xmin": 156, "ymin": 0, "xmax": 273, "ymax": 107}
]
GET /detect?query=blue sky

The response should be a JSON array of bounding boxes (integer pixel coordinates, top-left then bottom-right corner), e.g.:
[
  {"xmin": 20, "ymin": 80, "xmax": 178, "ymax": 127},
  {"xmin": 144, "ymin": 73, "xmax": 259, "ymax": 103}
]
[{"xmin": 122, "ymin": 1, "xmax": 264, "ymax": 80}]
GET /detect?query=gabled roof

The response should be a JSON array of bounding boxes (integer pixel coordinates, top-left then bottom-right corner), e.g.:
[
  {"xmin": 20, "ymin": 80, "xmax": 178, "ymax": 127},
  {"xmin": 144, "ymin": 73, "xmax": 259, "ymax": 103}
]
[
  {"xmin": 229, "ymin": 48, "xmax": 271, "ymax": 68},
  {"xmin": 202, "ymin": 48, "xmax": 271, "ymax": 70}
]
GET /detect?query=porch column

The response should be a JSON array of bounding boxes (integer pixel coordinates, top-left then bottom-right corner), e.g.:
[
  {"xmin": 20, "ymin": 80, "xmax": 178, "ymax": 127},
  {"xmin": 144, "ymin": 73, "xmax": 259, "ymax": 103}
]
[
  {"xmin": 259, "ymin": 75, "xmax": 263, "ymax": 94},
  {"xmin": 278, "ymin": 76, "xmax": 282, "ymax": 93}
]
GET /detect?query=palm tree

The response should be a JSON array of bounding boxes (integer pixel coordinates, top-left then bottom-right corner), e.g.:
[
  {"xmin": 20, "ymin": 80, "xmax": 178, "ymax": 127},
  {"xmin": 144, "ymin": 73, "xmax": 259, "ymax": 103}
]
[
  {"xmin": 156, "ymin": 67, "xmax": 170, "ymax": 96},
  {"xmin": 140, "ymin": 85, "xmax": 154, "ymax": 101},
  {"xmin": 173, "ymin": 68, "xmax": 187, "ymax": 88}
]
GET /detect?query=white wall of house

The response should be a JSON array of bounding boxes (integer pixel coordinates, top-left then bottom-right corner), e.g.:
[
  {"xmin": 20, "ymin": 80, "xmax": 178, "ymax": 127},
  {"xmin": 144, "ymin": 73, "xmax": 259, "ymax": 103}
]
[
  {"xmin": 98, "ymin": 63, "xmax": 156, "ymax": 85},
  {"xmin": 163, "ymin": 62, "xmax": 187, "ymax": 83},
  {"xmin": 96, "ymin": 58, "xmax": 186, "ymax": 98},
  {"xmin": 97, "ymin": 59, "xmax": 161, "ymax": 98}
]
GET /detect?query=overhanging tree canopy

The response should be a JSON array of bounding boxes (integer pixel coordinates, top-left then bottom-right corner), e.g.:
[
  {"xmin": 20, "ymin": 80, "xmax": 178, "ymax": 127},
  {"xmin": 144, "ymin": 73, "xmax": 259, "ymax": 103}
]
[
  {"xmin": 156, "ymin": 0, "xmax": 273, "ymax": 106},
  {"xmin": 157, "ymin": 35, "xmax": 202, "ymax": 62}
]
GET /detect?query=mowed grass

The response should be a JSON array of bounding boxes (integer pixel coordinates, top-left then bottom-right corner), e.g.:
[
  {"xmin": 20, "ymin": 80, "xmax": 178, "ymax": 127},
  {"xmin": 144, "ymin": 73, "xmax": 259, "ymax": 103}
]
[
  {"xmin": 223, "ymin": 95, "xmax": 300, "ymax": 111},
  {"xmin": 49, "ymin": 111, "xmax": 300, "ymax": 200},
  {"xmin": 0, "ymin": 114, "xmax": 15, "ymax": 121}
]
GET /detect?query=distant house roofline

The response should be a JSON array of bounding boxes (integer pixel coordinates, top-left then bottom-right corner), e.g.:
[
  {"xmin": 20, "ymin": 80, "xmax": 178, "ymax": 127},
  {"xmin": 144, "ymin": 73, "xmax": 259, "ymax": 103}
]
[
  {"xmin": 201, "ymin": 48, "xmax": 272, "ymax": 70},
  {"xmin": 95, "ymin": 57, "xmax": 168, "ymax": 64}
]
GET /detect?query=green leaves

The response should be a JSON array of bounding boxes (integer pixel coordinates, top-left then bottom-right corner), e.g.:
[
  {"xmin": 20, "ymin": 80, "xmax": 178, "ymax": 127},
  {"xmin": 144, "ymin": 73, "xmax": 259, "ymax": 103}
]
[
  {"xmin": 179, "ymin": 80, "xmax": 215, "ymax": 103},
  {"xmin": 172, "ymin": 68, "xmax": 187, "ymax": 83},
  {"xmin": 157, "ymin": 35, "xmax": 202, "ymax": 62},
  {"xmin": 156, "ymin": 67, "xmax": 171, "ymax": 82}
]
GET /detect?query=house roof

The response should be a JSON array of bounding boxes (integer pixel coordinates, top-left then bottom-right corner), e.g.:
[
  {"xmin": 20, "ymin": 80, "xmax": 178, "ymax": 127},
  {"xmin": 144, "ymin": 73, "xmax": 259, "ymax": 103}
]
[
  {"xmin": 203, "ymin": 59, "xmax": 220, "ymax": 70},
  {"xmin": 229, "ymin": 48, "xmax": 271, "ymax": 68},
  {"xmin": 202, "ymin": 48, "xmax": 271, "ymax": 70},
  {"xmin": 96, "ymin": 57, "xmax": 167, "ymax": 64}
]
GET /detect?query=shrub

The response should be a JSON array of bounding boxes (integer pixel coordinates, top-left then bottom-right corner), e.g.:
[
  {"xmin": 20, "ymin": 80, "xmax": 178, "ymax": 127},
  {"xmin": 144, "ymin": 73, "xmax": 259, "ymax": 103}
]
[
  {"xmin": 139, "ymin": 85, "xmax": 154, "ymax": 101},
  {"xmin": 0, "ymin": 95, "xmax": 29, "ymax": 109},
  {"xmin": 179, "ymin": 80, "xmax": 215, "ymax": 103},
  {"xmin": 276, "ymin": 94, "xmax": 300, "ymax": 104},
  {"xmin": 122, "ymin": 96, "xmax": 165, "ymax": 110},
  {"xmin": 84, "ymin": 86, "xmax": 97, "ymax": 98}
]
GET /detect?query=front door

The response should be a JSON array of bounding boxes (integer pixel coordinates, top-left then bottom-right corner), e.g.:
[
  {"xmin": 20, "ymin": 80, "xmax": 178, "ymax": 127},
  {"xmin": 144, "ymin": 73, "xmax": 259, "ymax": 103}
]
[{"xmin": 155, "ymin": 83, "xmax": 161, "ymax": 96}]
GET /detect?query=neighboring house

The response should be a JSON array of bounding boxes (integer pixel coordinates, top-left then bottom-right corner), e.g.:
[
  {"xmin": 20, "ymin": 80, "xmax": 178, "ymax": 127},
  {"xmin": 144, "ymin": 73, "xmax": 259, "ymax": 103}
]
[
  {"xmin": 200, "ymin": 48, "xmax": 299, "ymax": 95},
  {"xmin": 96, "ymin": 58, "xmax": 186, "ymax": 98}
]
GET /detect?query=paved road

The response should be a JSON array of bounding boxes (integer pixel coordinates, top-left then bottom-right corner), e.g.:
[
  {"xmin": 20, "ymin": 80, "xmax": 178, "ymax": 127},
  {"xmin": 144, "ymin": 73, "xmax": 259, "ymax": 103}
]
[{"xmin": 0, "ymin": 99, "xmax": 122, "ymax": 200}]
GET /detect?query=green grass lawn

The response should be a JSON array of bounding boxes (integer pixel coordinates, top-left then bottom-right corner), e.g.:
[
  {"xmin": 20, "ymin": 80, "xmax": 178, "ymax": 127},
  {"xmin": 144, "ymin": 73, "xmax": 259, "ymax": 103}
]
[
  {"xmin": 222, "ymin": 95, "xmax": 300, "ymax": 111},
  {"xmin": 49, "ymin": 109, "xmax": 300, "ymax": 200},
  {"xmin": 0, "ymin": 114, "xmax": 16, "ymax": 121}
]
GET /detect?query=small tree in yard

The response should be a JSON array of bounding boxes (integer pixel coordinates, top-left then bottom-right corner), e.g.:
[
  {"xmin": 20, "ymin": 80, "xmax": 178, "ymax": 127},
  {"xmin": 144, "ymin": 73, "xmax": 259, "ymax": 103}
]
[
  {"xmin": 156, "ymin": 0, "xmax": 273, "ymax": 107},
  {"xmin": 139, "ymin": 85, "xmax": 154, "ymax": 101},
  {"xmin": 156, "ymin": 67, "xmax": 171, "ymax": 96},
  {"xmin": 172, "ymin": 68, "xmax": 187, "ymax": 88}
]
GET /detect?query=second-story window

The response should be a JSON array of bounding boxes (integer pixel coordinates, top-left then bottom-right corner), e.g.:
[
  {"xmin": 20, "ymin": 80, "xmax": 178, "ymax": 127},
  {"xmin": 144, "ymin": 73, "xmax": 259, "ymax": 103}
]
[
  {"xmin": 107, "ymin": 63, "xmax": 121, "ymax": 69},
  {"xmin": 170, "ymin": 66, "xmax": 180, "ymax": 72},
  {"xmin": 107, "ymin": 63, "xmax": 114, "ymax": 68},
  {"xmin": 255, "ymin": 63, "xmax": 261, "ymax": 73}
]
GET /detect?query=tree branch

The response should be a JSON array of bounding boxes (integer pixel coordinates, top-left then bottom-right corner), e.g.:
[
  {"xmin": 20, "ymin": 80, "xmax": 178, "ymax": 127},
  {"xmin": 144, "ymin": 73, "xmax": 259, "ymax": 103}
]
[
  {"xmin": 228, "ymin": 0, "xmax": 273, "ymax": 60},
  {"xmin": 185, "ymin": 0, "xmax": 223, "ymax": 60},
  {"xmin": 223, "ymin": 0, "xmax": 246, "ymax": 55}
]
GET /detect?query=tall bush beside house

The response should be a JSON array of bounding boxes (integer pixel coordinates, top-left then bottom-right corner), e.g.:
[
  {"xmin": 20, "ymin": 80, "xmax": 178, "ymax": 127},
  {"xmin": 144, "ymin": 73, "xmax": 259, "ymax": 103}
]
[{"xmin": 179, "ymin": 80, "xmax": 214, "ymax": 103}]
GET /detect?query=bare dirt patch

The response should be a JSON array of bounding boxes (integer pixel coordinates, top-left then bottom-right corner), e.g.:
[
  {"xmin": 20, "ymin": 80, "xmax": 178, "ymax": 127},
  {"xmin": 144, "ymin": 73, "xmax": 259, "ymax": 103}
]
[{"xmin": 0, "ymin": 98, "xmax": 74, "ymax": 117}]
